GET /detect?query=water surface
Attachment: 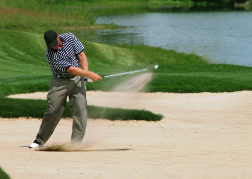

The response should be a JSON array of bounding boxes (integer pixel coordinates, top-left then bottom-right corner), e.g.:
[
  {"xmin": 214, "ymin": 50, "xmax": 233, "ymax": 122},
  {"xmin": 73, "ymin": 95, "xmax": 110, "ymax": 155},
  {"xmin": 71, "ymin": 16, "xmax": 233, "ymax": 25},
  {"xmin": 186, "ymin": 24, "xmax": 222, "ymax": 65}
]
[{"xmin": 78, "ymin": 11, "xmax": 252, "ymax": 66}]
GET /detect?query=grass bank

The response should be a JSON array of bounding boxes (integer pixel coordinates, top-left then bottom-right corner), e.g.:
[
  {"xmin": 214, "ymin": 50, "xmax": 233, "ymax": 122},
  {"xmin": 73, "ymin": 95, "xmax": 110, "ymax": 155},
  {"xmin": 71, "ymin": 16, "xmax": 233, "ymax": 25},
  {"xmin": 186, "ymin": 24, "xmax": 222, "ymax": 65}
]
[
  {"xmin": 89, "ymin": 44, "xmax": 252, "ymax": 93},
  {"xmin": 1, "ymin": 29, "xmax": 252, "ymax": 121},
  {"xmin": 4, "ymin": 29, "xmax": 250, "ymax": 94},
  {"xmin": 0, "ymin": 6, "xmax": 105, "ymax": 34},
  {"xmin": 0, "ymin": 0, "xmax": 193, "ymax": 10},
  {"xmin": 0, "ymin": 0, "xmax": 195, "ymax": 34},
  {"xmin": 0, "ymin": 29, "xmax": 164, "ymax": 121}
]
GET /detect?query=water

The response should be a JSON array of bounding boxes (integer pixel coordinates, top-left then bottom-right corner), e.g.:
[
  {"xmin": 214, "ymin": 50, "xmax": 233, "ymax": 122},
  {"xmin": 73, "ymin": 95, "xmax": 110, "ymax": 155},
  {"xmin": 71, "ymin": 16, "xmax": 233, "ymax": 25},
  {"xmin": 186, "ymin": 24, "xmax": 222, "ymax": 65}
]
[{"xmin": 77, "ymin": 11, "xmax": 252, "ymax": 67}]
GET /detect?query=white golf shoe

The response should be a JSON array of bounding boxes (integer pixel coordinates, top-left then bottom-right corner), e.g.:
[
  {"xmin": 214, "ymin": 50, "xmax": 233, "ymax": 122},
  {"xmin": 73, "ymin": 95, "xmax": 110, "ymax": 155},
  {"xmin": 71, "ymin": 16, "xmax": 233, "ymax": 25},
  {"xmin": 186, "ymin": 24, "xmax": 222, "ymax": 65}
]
[{"xmin": 29, "ymin": 140, "xmax": 40, "ymax": 148}]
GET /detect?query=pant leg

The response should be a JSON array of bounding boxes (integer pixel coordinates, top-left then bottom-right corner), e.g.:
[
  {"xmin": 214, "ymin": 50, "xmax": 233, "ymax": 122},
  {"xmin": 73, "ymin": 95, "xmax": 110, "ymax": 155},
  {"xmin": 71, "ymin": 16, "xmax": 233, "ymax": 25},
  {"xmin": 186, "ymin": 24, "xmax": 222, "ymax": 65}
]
[
  {"xmin": 35, "ymin": 77, "xmax": 68, "ymax": 145},
  {"xmin": 68, "ymin": 77, "xmax": 87, "ymax": 144}
]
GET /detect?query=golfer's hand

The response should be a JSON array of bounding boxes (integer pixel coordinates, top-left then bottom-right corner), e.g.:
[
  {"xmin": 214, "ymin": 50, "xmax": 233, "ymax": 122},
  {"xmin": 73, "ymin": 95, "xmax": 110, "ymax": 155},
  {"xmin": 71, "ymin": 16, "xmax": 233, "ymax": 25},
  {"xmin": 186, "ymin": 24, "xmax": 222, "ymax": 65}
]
[{"xmin": 91, "ymin": 73, "xmax": 102, "ymax": 82}]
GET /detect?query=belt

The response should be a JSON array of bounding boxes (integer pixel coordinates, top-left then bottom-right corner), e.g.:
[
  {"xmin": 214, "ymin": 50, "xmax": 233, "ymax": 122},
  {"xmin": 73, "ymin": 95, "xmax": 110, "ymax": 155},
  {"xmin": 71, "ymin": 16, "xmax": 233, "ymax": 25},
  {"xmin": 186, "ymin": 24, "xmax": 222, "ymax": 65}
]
[{"xmin": 57, "ymin": 74, "xmax": 76, "ymax": 78}]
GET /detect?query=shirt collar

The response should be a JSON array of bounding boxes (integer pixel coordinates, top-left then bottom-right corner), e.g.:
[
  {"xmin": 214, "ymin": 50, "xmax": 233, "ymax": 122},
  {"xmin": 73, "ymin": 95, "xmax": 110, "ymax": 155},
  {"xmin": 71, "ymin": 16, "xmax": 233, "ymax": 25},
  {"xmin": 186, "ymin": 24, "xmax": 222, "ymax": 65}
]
[{"xmin": 59, "ymin": 36, "xmax": 65, "ymax": 42}]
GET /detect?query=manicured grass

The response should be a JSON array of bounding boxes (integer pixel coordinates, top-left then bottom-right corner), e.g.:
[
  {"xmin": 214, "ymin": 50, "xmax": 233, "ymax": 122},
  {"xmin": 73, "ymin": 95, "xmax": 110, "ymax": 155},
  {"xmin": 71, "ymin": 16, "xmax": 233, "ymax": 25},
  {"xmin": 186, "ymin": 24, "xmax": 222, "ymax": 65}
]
[
  {"xmin": 1, "ymin": 29, "xmax": 252, "ymax": 94},
  {"xmin": 1, "ymin": 26, "xmax": 252, "ymax": 121},
  {"xmin": 144, "ymin": 63, "xmax": 252, "ymax": 93},
  {"xmin": 1, "ymin": 29, "xmax": 252, "ymax": 122}
]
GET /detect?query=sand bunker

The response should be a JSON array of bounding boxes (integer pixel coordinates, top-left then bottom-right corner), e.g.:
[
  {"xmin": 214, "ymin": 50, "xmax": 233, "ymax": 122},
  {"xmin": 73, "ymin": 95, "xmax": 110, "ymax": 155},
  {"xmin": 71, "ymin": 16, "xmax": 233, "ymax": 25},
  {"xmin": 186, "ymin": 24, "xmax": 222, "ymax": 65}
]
[{"xmin": 3, "ymin": 74, "xmax": 252, "ymax": 178}]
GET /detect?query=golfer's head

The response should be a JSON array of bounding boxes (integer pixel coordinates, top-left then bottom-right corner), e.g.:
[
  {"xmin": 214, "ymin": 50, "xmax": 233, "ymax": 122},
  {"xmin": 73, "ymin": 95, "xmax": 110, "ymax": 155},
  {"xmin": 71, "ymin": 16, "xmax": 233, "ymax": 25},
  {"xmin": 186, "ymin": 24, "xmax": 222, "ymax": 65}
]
[{"xmin": 44, "ymin": 30, "xmax": 59, "ymax": 49}]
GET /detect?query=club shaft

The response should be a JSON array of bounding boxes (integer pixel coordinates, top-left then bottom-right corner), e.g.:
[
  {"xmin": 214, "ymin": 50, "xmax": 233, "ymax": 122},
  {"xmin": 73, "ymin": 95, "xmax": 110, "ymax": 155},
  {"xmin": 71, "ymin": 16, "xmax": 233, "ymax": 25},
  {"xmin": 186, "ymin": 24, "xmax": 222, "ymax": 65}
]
[
  {"xmin": 84, "ymin": 68, "xmax": 149, "ymax": 82},
  {"xmin": 103, "ymin": 68, "xmax": 147, "ymax": 78}
]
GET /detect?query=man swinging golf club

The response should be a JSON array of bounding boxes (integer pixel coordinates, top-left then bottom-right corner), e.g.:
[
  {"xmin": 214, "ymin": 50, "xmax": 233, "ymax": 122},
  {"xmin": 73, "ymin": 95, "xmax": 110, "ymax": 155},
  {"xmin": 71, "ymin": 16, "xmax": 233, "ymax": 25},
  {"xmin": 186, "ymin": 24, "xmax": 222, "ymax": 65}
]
[{"xmin": 29, "ymin": 30, "xmax": 102, "ymax": 148}]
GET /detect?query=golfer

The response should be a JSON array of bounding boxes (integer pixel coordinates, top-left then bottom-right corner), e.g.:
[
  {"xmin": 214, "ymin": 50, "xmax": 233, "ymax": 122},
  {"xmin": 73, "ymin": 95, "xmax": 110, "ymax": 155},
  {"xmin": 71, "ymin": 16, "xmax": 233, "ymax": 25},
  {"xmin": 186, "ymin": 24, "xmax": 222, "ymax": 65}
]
[{"xmin": 29, "ymin": 30, "xmax": 102, "ymax": 148}]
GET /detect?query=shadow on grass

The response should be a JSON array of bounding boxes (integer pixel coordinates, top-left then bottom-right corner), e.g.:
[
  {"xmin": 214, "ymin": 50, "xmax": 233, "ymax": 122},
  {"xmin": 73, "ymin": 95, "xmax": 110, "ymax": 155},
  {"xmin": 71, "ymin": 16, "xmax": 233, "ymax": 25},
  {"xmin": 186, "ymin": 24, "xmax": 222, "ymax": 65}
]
[{"xmin": 0, "ymin": 98, "xmax": 163, "ymax": 121}]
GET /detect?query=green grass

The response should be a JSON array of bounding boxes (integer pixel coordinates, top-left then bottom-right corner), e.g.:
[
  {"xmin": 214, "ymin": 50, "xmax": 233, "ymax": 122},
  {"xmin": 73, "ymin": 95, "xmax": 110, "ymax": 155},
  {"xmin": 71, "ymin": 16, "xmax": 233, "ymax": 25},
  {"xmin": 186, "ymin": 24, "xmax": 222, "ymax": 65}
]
[
  {"xmin": 144, "ymin": 63, "xmax": 252, "ymax": 93},
  {"xmin": 0, "ymin": 29, "xmax": 163, "ymax": 121},
  {"xmin": 0, "ymin": 0, "xmax": 244, "ymax": 34},
  {"xmin": 0, "ymin": 98, "xmax": 162, "ymax": 121},
  {"xmin": 0, "ymin": 0, "xmax": 191, "ymax": 34},
  {"xmin": 1, "ymin": 2, "xmax": 250, "ymax": 178},
  {"xmin": 0, "ymin": 167, "xmax": 10, "ymax": 179},
  {"xmin": 1, "ymin": 29, "xmax": 252, "ymax": 122},
  {"xmin": 0, "ymin": 0, "xmax": 193, "ymax": 10},
  {"xmin": 1, "ymin": 30, "xmax": 252, "ymax": 95},
  {"xmin": 0, "ymin": 6, "xmax": 99, "ymax": 34}
]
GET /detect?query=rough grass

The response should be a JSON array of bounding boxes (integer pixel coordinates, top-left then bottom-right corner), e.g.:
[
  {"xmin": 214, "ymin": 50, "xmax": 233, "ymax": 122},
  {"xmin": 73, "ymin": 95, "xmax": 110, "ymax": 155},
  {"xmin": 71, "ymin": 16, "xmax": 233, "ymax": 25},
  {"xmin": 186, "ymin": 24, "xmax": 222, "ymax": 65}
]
[
  {"xmin": 0, "ymin": 7, "xmax": 108, "ymax": 33},
  {"xmin": 0, "ymin": 0, "xmax": 192, "ymax": 10},
  {"xmin": 0, "ymin": 1, "xmax": 196, "ymax": 34}
]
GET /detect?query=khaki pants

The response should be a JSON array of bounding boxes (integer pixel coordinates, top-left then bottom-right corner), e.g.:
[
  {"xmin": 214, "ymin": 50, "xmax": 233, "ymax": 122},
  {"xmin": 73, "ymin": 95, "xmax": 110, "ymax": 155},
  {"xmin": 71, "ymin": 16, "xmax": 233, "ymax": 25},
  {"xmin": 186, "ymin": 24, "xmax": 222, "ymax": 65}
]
[{"xmin": 35, "ymin": 76, "xmax": 87, "ymax": 145}]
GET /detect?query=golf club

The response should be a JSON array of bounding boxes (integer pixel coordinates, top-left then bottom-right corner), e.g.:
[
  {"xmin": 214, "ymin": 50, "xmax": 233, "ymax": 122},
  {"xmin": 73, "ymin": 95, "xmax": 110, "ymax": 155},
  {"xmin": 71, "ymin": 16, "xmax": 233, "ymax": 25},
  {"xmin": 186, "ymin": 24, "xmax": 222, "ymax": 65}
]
[{"xmin": 84, "ymin": 64, "xmax": 158, "ymax": 82}]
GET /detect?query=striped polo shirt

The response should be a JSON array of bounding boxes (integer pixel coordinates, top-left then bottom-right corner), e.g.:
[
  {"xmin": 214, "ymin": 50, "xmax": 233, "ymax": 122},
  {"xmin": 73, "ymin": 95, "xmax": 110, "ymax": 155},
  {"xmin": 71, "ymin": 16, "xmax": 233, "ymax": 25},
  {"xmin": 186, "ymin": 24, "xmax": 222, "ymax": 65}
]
[{"xmin": 46, "ymin": 33, "xmax": 84, "ymax": 77}]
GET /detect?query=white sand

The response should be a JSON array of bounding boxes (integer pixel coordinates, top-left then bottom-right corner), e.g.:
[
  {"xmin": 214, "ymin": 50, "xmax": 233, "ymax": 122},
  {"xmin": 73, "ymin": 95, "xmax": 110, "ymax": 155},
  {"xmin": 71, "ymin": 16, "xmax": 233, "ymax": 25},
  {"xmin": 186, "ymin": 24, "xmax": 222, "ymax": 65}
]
[{"xmin": 2, "ymin": 90, "xmax": 252, "ymax": 179}]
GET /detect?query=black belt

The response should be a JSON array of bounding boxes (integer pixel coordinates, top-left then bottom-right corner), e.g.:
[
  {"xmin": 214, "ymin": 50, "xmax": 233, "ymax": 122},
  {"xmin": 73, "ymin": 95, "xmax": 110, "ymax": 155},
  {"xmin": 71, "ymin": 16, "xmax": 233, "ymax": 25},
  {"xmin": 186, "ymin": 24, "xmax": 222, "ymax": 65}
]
[{"xmin": 56, "ymin": 74, "xmax": 76, "ymax": 78}]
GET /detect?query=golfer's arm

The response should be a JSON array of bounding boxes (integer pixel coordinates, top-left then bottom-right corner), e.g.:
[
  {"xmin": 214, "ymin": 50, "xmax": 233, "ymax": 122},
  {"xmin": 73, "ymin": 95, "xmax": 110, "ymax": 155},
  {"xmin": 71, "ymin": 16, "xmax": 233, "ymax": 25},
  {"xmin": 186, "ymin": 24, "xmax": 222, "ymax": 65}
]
[
  {"xmin": 77, "ymin": 51, "xmax": 88, "ymax": 71},
  {"xmin": 67, "ymin": 66, "xmax": 102, "ymax": 82},
  {"xmin": 67, "ymin": 66, "xmax": 94, "ymax": 78}
]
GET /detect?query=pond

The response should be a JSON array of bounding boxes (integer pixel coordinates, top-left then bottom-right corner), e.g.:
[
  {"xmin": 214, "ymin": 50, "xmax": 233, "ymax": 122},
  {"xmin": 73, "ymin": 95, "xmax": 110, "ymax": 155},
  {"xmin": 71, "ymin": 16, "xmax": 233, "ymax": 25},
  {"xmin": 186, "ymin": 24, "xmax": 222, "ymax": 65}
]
[{"xmin": 77, "ymin": 10, "xmax": 252, "ymax": 67}]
